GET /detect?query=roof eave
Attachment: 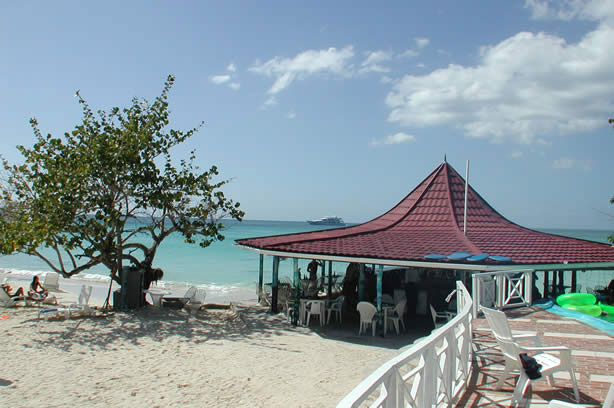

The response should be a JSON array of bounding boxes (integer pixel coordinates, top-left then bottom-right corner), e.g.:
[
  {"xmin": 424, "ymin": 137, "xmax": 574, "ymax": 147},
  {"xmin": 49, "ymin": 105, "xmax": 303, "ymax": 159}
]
[{"xmin": 234, "ymin": 245, "xmax": 614, "ymax": 272}]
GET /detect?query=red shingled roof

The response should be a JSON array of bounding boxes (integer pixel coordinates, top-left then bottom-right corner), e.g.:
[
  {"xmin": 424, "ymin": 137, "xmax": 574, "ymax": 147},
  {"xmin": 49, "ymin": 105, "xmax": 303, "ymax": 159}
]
[{"xmin": 236, "ymin": 162, "xmax": 614, "ymax": 266}]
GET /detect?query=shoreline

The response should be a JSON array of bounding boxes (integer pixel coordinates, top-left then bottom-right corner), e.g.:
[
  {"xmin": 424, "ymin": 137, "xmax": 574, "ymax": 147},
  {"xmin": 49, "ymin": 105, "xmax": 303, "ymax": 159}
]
[{"xmin": 1, "ymin": 268, "xmax": 259, "ymax": 307}]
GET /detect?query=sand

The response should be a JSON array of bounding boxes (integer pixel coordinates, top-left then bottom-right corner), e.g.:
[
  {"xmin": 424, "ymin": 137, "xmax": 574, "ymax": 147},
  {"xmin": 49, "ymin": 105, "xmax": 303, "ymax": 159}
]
[{"xmin": 0, "ymin": 274, "xmax": 417, "ymax": 407}]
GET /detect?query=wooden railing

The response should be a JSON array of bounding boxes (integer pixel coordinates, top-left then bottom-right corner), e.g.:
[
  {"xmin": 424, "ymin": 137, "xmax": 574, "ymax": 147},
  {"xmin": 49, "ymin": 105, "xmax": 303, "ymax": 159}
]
[
  {"xmin": 471, "ymin": 269, "xmax": 534, "ymax": 318},
  {"xmin": 337, "ymin": 281, "xmax": 473, "ymax": 408}
]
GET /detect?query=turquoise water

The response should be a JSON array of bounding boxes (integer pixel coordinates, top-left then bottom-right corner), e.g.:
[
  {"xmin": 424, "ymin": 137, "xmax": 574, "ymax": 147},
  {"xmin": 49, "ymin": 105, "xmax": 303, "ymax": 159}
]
[
  {"xmin": 0, "ymin": 220, "xmax": 348, "ymax": 289},
  {"xmin": 0, "ymin": 221, "xmax": 612, "ymax": 293}
]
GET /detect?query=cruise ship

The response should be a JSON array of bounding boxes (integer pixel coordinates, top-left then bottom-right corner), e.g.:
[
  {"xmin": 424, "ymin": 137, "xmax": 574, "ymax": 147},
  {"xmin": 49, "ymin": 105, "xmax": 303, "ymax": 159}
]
[{"xmin": 307, "ymin": 216, "xmax": 345, "ymax": 226}]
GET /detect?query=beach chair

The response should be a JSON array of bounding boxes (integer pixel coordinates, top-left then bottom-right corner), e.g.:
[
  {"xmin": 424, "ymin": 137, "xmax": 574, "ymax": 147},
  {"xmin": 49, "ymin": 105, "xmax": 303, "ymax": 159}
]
[
  {"xmin": 357, "ymin": 301, "xmax": 377, "ymax": 336},
  {"xmin": 0, "ymin": 287, "xmax": 26, "ymax": 307},
  {"xmin": 386, "ymin": 299, "xmax": 406, "ymax": 335},
  {"xmin": 42, "ymin": 272, "xmax": 60, "ymax": 292},
  {"xmin": 481, "ymin": 307, "xmax": 579, "ymax": 406},
  {"xmin": 68, "ymin": 285, "xmax": 94, "ymax": 316},
  {"xmin": 183, "ymin": 286, "xmax": 206, "ymax": 314},
  {"xmin": 326, "ymin": 295, "xmax": 344, "ymax": 324}
]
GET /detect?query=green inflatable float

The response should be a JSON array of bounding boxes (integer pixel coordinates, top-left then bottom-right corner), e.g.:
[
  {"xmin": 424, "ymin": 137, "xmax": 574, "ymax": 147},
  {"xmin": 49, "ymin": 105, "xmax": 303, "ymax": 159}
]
[{"xmin": 556, "ymin": 293, "xmax": 602, "ymax": 317}]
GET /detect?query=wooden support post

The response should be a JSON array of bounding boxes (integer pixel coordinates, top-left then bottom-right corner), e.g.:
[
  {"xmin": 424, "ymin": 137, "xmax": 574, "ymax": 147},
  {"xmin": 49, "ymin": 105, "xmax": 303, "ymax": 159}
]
[
  {"xmin": 377, "ymin": 265, "xmax": 383, "ymax": 333},
  {"xmin": 271, "ymin": 256, "xmax": 279, "ymax": 314},
  {"xmin": 359, "ymin": 264, "xmax": 365, "ymax": 301},
  {"xmin": 258, "ymin": 254, "xmax": 264, "ymax": 302},
  {"xmin": 557, "ymin": 270, "xmax": 564, "ymax": 294},
  {"xmin": 543, "ymin": 270, "xmax": 549, "ymax": 298},
  {"xmin": 327, "ymin": 260, "xmax": 333, "ymax": 299},
  {"xmin": 571, "ymin": 270, "xmax": 577, "ymax": 293},
  {"xmin": 292, "ymin": 258, "xmax": 299, "ymax": 325}
]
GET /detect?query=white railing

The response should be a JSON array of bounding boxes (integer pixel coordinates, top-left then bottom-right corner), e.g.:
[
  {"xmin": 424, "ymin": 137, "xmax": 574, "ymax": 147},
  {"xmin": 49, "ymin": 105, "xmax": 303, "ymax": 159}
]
[
  {"xmin": 337, "ymin": 281, "xmax": 473, "ymax": 408},
  {"xmin": 471, "ymin": 269, "xmax": 534, "ymax": 318}
]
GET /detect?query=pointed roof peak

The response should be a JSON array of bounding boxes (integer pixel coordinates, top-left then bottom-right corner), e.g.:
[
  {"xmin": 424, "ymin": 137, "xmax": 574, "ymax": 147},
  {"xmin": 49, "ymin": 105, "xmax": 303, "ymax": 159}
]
[{"xmin": 237, "ymin": 161, "xmax": 614, "ymax": 265}]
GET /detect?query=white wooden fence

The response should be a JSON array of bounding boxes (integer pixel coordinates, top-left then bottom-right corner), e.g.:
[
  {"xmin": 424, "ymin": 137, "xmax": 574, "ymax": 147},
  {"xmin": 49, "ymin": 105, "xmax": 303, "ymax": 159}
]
[
  {"xmin": 471, "ymin": 269, "xmax": 534, "ymax": 318},
  {"xmin": 337, "ymin": 281, "xmax": 473, "ymax": 408}
]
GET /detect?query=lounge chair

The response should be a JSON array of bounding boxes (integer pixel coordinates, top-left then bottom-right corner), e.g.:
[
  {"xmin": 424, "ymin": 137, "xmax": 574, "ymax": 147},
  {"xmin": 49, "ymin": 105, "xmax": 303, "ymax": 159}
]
[
  {"xmin": 37, "ymin": 285, "xmax": 93, "ymax": 320},
  {"xmin": 183, "ymin": 286, "xmax": 206, "ymax": 314},
  {"xmin": 0, "ymin": 287, "xmax": 26, "ymax": 307},
  {"xmin": 42, "ymin": 272, "xmax": 61, "ymax": 292},
  {"xmin": 68, "ymin": 285, "xmax": 94, "ymax": 316},
  {"xmin": 481, "ymin": 307, "xmax": 579, "ymax": 406},
  {"xmin": 357, "ymin": 301, "xmax": 377, "ymax": 336}
]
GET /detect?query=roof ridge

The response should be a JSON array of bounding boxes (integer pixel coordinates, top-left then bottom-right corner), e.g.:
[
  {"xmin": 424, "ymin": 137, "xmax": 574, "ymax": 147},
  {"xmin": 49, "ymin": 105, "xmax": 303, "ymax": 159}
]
[
  {"xmin": 238, "ymin": 162, "xmax": 447, "ymax": 249},
  {"xmin": 443, "ymin": 162, "xmax": 482, "ymax": 254}
]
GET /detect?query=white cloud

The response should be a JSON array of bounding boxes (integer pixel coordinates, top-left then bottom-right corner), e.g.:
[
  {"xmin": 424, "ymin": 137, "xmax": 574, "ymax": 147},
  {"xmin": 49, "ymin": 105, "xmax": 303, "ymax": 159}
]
[
  {"xmin": 210, "ymin": 75, "xmax": 231, "ymax": 84},
  {"xmin": 524, "ymin": 0, "xmax": 614, "ymax": 22},
  {"xmin": 385, "ymin": 20, "xmax": 614, "ymax": 144},
  {"xmin": 287, "ymin": 111, "xmax": 296, "ymax": 119},
  {"xmin": 510, "ymin": 151, "xmax": 524, "ymax": 159},
  {"xmin": 553, "ymin": 157, "xmax": 593, "ymax": 170},
  {"xmin": 249, "ymin": 46, "xmax": 355, "ymax": 95},
  {"xmin": 227, "ymin": 63, "xmax": 236, "ymax": 72},
  {"xmin": 264, "ymin": 96, "xmax": 277, "ymax": 106},
  {"xmin": 400, "ymin": 37, "xmax": 430, "ymax": 58},
  {"xmin": 360, "ymin": 50, "xmax": 393, "ymax": 74},
  {"xmin": 369, "ymin": 132, "xmax": 416, "ymax": 147},
  {"xmin": 399, "ymin": 49, "xmax": 419, "ymax": 58},
  {"xmin": 415, "ymin": 37, "xmax": 430, "ymax": 49},
  {"xmin": 229, "ymin": 82, "xmax": 240, "ymax": 90}
]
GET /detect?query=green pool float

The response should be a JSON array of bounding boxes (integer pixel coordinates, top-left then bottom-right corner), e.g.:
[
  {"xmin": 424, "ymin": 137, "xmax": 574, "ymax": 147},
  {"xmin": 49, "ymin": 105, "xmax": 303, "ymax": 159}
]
[{"xmin": 556, "ymin": 293, "xmax": 596, "ymax": 307}]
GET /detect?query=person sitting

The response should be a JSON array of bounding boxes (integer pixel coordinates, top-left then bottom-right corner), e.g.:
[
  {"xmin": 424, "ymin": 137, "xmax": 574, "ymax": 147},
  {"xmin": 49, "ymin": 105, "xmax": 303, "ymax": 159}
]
[
  {"xmin": 2, "ymin": 283, "xmax": 25, "ymax": 298},
  {"xmin": 28, "ymin": 275, "xmax": 48, "ymax": 300}
]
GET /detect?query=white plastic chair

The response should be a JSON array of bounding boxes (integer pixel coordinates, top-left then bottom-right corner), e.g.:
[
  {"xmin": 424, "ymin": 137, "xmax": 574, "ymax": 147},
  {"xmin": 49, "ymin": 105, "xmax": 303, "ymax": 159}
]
[
  {"xmin": 0, "ymin": 287, "xmax": 26, "ymax": 307},
  {"xmin": 548, "ymin": 382, "xmax": 613, "ymax": 407},
  {"xmin": 481, "ymin": 306, "xmax": 543, "ymax": 386},
  {"xmin": 68, "ymin": 285, "xmax": 94, "ymax": 316},
  {"xmin": 183, "ymin": 286, "xmax": 207, "ymax": 314},
  {"xmin": 41, "ymin": 285, "xmax": 93, "ymax": 320},
  {"xmin": 357, "ymin": 301, "xmax": 377, "ymax": 336},
  {"xmin": 386, "ymin": 299, "xmax": 406, "ymax": 335},
  {"xmin": 430, "ymin": 304, "xmax": 452, "ymax": 329},
  {"xmin": 482, "ymin": 307, "xmax": 579, "ymax": 406},
  {"xmin": 327, "ymin": 295, "xmax": 344, "ymax": 324},
  {"xmin": 42, "ymin": 272, "xmax": 60, "ymax": 291},
  {"xmin": 305, "ymin": 300, "xmax": 325, "ymax": 326}
]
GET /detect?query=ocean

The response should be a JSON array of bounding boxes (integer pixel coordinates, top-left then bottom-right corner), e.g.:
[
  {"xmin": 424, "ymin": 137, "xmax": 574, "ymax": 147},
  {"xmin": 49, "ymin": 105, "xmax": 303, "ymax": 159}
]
[{"xmin": 1, "ymin": 220, "xmax": 613, "ymax": 295}]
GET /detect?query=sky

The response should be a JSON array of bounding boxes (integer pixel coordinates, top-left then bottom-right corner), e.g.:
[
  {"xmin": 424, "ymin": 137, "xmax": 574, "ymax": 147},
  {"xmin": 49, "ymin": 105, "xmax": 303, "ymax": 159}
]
[{"xmin": 1, "ymin": 0, "xmax": 613, "ymax": 230}]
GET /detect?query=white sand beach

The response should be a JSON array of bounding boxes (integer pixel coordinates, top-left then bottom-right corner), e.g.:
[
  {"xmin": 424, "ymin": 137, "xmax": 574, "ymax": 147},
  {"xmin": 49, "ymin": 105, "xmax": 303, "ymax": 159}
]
[{"xmin": 0, "ymin": 274, "xmax": 416, "ymax": 408}]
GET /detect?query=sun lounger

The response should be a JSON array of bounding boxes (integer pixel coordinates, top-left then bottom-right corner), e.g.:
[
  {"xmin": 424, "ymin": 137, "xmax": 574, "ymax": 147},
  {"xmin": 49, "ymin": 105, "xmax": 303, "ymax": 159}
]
[{"xmin": 0, "ymin": 288, "xmax": 27, "ymax": 307}]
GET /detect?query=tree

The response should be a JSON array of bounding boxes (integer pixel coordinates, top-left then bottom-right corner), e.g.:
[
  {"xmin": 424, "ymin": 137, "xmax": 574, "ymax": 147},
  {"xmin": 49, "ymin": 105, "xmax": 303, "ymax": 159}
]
[{"xmin": 0, "ymin": 75, "xmax": 244, "ymax": 293}]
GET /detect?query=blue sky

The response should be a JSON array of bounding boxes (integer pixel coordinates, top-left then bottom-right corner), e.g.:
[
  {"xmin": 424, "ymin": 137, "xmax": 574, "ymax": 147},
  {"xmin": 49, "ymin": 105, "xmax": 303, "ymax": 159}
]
[{"xmin": 1, "ymin": 1, "xmax": 613, "ymax": 230}]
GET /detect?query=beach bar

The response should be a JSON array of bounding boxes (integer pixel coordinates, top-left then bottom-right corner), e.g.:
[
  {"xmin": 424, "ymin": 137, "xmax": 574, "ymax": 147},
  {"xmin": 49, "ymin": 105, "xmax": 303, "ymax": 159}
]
[
  {"xmin": 236, "ymin": 159, "xmax": 614, "ymax": 405},
  {"xmin": 236, "ymin": 160, "xmax": 614, "ymax": 321}
]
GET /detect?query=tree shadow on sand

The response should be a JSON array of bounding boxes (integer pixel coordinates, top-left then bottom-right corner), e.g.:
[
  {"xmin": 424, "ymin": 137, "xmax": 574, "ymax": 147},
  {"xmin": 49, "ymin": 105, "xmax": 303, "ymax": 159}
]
[{"xmin": 19, "ymin": 305, "xmax": 316, "ymax": 352}]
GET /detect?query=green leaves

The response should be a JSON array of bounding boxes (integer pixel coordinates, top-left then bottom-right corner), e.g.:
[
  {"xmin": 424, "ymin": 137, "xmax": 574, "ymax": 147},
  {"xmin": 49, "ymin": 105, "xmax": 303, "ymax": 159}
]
[{"xmin": 0, "ymin": 75, "xmax": 244, "ymax": 281}]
